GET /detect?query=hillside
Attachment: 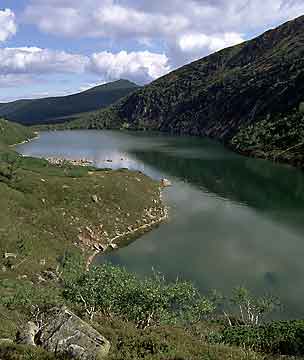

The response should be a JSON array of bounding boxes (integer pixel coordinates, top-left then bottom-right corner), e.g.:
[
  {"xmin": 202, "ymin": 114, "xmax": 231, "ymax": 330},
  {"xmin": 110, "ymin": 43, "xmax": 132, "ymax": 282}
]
[
  {"xmin": 0, "ymin": 79, "xmax": 139, "ymax": 125},
  {"xmin": 70, "ymin": 15, "xmax": 304, "ymax": 167},
  {"xmin": 0, "ymin": 118, "xmax": 35, "ymax": 147}
]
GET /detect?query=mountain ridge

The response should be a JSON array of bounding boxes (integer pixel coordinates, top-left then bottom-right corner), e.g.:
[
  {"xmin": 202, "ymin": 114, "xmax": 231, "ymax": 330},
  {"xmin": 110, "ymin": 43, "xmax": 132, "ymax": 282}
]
[{"xmin": 0, "ymin": 79, "xmax": 139, "ymax": 125}]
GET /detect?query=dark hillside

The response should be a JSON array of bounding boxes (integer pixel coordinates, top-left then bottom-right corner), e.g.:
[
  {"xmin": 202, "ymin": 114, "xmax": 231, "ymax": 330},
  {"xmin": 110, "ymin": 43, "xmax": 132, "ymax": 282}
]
[
  {"xmin": 0, "ymin": 79, "xmax": 139, "ymax": 125},
  {"xmin": 71, "ymin": 15, "xmax": 304, "ymax": 167}
]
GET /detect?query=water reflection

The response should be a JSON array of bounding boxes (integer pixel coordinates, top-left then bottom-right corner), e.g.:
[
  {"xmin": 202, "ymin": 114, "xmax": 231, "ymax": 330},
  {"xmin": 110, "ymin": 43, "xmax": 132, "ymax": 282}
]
[{"xmin": 17, "ymin": 130, "xmax": 304, "ymax": 318}]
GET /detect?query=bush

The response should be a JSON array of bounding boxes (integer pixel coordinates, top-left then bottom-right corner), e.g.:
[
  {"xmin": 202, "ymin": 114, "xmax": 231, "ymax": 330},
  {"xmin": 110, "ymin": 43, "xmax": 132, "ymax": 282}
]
[
  {"xmin": 63, "ymin": 263, "xmax": 215, "ymax": 328},
  {"xmin": 221, "ymin": 320, "xmax": 304, "ymax": 355},
  {"xmin": 0, "ymin": 280, "xmax": 64, "ymax": 317}
]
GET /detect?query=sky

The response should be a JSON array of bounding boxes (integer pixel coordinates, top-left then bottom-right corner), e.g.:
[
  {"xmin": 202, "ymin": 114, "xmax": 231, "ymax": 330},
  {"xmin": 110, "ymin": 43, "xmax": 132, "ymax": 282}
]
[{"xmin": 0, "ymin": 0, "xmax": 304, "ymax": 102}]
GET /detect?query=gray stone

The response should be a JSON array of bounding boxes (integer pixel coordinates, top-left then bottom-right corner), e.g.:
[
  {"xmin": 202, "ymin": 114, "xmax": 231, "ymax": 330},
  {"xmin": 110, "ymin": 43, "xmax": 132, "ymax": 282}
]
[
  {"xmin": 0, "ymin": 338, "xmax": 14, "ymax": 345},
  {"xmin": 160, "ymin": 178, "xmax": 172, "ymax": 187},
  {"xmin": 4, "ymin": 253, "xmax": 17, "ymax": 259},
  {"xmin": 91, "ymin": 195, "xmax": 99, "ymax": 203},
  {"xmin": 40, "ymin": 307, "xmax": 110, "ymax": 359},
  {"xmin": 16, "ymin": 322, "xmax": 39, "ymax": 346}
]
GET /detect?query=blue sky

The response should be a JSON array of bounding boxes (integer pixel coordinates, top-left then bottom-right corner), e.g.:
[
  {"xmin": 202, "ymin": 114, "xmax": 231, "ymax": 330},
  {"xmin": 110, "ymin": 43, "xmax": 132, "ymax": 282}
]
[{"xmin": 0, "ymin": 0, "xmax": 304, "ymax": 102}]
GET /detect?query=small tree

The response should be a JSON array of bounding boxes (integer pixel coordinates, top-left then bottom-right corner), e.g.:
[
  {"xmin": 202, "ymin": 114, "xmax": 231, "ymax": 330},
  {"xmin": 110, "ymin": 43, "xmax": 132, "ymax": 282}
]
[
  {"xmin": 63, "ymin": 264, "xmax": 215, "ymax": 327},
  {"xmin": 228, "ymin": 287, "xmax": 280, "ymax": 326}
]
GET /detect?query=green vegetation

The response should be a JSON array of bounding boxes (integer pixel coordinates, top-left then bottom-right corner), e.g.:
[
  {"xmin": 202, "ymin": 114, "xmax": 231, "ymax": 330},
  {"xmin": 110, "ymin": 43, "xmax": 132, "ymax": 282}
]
[
  {"xmin": 0, "ymin": 155, "xmax": 162, "ymax": 277},
  {"xmin": 0, "ymin": 119, "xmax": 303, "ymax": 360},
  {"xmin": 231, "ymin": 108, "xmax": 304, "ymax": 168},
  {"xmin": 221, "ymin": 321, "xmax": 304, "ymax": 356},
  {"xmin": 0, "ymin": 79, "xmax": 139, "ymax": 125},
  {"xmin": 0, "ymin": 259, "xmax": 299, "ymax": 360},
  {"xmin": 59, "ymin": 15, "xmax": 304, "ymax": 169},
  {"xmin": 0, "ymin": 118, "xmax": 35, "ymax": 147},
  {"xmin": 63, "ymin": 263, "xmax": 214, "ymax": 326}
]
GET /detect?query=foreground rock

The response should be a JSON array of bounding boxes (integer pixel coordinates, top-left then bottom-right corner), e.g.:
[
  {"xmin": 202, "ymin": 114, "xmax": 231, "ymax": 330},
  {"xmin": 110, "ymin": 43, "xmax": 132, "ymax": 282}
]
[{"xmin": 16, "ymin": 307, "xmax": 110, "ymax": 359}]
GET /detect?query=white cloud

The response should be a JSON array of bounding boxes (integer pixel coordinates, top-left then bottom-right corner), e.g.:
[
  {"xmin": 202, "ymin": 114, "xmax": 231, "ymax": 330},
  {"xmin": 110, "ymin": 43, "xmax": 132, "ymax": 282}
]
[
  {"xmin": 89, "ymin": 50, "xmax": 171, "ymax": 83},
  {"xmin": 24, "ymin": 0, "xmax": 304, "ymax": 66},
  {"xmin": 0, "ymin": 46, "xmax": 170, "ymax": 86},
  {"xmin": 0, "ymin": 47, "xmax": 89, "ymax": 75},
  {"xmin": 0, "ymin": 74, "xmax": 32, "ymax": 88},
  {"xmin": 179, "ymin": 32, "xmax": 245, "ymax": 53},
  {"xmin": 0, "ymin": 9, "xmax": 17, "ymax": 42}
]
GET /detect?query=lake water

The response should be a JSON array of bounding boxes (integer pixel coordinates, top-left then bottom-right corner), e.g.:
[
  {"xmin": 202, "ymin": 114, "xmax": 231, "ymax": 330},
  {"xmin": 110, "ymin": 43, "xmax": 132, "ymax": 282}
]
[{"xmin": 17, "ymin": 130, "xmax": 304, "ymax": 318}]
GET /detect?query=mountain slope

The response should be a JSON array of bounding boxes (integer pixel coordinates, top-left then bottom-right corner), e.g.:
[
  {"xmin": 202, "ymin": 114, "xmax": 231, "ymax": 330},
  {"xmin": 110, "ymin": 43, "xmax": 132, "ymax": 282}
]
[
  {"xmin": 0, "ymin": 79, "xmax": 139, "ymax": 125},
  {"xmin": 0, "ymin": 118, "xmax": 35, "ymax": 147},
  {"xmin": 71, "ymin": 15, "xmax": 304, "ymax": 166}
]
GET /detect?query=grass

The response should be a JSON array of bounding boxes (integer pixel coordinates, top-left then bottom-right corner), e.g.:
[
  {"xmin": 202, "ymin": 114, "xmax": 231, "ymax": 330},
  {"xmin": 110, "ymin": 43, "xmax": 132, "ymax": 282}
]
[
  {"xmin": 0, "ymin": 155, "xmax": 163, "ymax": 279},
  {"xmin": 0, "ymin": 119, "xmax": 35, "ymax": 146},
  {"xmin": 0, "ymin": 118, "xmax": 303, "ymax": 360}
]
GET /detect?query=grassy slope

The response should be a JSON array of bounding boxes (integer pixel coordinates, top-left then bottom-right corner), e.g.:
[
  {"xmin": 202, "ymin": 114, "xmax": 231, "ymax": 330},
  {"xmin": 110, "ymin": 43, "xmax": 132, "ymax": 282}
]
[
  {"xmin": 0, "ymin": 80, "xmax": 139, "ymax": 125},
  {"xmin": 0, "ymin": 120, "xmax": 299, "ymax": 360},
  {"xmin": 65, "ymin": 15, "xmax": 304, "ymax": 168},
  {"xmin": 0, "ymin": 119, "xmax": 35, "ymax": 146}
]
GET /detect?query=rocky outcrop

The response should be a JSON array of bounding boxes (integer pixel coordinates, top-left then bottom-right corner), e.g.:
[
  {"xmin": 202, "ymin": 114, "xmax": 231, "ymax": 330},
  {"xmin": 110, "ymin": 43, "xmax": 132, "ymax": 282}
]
[
  {"xmin": 16, "ymin": 322, "xmax": 39, "ymax": 346},
  {"xmin": 16, "ymin": 307, "xmax": 110, "ymax": 359}
]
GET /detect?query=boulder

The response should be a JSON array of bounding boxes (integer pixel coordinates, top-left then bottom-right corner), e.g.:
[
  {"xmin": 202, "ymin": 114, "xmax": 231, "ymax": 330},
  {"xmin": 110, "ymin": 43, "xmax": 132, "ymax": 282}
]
[
  {"xmin": 39, "ymin": 307, "xmax": 110, "ymax": 359},
  {"xmin": 0, "ymin": 339, "xmax": 14, "ymax": 345},
  {"xmin": 160, "ymin": 178, "xmax": 172, "ymax": 187},
  {"xmin": 16, "ymin": 322, "xmax": 39, "ymax": 346},
  {"xmin": 91, "ymin": 195, "xmax": 99, "ymax": 203}
]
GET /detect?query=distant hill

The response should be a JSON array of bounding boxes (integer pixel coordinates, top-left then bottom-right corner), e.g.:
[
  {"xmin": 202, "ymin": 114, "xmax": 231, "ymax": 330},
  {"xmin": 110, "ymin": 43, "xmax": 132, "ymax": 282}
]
[
  {"xmin": 70, "ymin": 15, "xmax": 304, "ymax": 167},
  {"xmin": 0, "ymin": 79, "xmax": 139, "ymax": 125}
]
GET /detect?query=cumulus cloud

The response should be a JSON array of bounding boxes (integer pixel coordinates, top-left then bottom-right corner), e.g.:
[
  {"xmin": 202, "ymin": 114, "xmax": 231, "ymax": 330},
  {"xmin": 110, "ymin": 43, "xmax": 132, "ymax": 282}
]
[
  {"xmin": 179, "ymin": 32, "xmax": 245, "ymax": 54},
  {"xmin": 0, "ymin": 9, "xmax": 17, "ymax": 42},
  {"xmin": 89, "ymin": 50, "xmax": 171, "ymax": 83},
  {"xmin": 2, "ymin": 0, "xmax": 304, "ymax": 88},
  {"xmin": 24, "ymin": 0, "xmax": 304, "ymax": 56},
  {"xmin": 0, "ymin": 46, "xmax": 171, "ymax": 86},
  {"xmin": 0, "ymin": 47, "xmax": 89, "ymax": 75}
]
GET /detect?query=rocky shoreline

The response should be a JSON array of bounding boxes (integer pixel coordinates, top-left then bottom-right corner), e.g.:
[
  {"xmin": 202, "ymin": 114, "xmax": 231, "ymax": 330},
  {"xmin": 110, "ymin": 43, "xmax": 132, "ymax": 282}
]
[
  {"xmin": 85, "ymin": 199, "xmax": 169, "ymax": 270},
  {"xmin": 46, "ymin": 157, "xmax": 94, "ymax": 167}
]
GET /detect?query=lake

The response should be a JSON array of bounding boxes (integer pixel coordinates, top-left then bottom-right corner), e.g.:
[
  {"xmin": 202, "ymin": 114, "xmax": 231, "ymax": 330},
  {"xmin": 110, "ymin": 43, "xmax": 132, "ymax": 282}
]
[{"xmin": 17, "ymin": 130, "xmax": 304, "ymax": 318}]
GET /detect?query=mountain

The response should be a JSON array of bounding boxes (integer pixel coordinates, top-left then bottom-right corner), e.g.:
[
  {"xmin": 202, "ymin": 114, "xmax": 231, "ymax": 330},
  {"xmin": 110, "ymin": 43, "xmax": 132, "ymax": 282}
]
[
  {"xmin": 0, "ymin": 79, "xmax": 139, "ymax": 125},
  {"xmin": 71, "ymin": 15, "xmax": 304, "ymax": 167}
]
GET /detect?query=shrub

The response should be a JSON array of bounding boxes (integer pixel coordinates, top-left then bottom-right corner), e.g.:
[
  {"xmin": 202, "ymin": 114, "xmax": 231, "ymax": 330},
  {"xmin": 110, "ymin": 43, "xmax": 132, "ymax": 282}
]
[
  {"xmin": 63, "ymin": 263, "xmax": 215, "ymax": 328},
  {"xmin": 221, "ymin": 320, "xmax": 304, "ymax": 355}
]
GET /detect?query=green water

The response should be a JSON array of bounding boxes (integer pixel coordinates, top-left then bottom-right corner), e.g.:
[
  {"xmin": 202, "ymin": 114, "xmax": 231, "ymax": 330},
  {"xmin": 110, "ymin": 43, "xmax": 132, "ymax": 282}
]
[{"xmin": 17, "ymin": 130, "xmax": 304, "ymax": 318}]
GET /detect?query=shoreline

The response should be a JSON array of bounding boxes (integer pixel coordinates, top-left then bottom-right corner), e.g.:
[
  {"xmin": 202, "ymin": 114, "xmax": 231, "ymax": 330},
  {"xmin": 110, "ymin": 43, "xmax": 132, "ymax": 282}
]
[
  {"xmin": 10, "ymin": 132, "xmax": 40, "ymax": 147},
  {"xmin": 13, "ymin": 129, "xmax": 170, "ymax": 272},
  {"xmin": 85, "ymin": 203, "xmax": 169, "ymax": 270}
]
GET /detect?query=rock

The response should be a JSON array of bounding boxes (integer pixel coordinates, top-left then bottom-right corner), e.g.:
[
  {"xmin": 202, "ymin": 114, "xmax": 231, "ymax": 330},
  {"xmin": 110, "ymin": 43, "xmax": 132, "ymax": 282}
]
[
  {"xmin": 37, "ymin": 275, "xmax": 47, "ymax": 283},
  {"xmin": 4, "ymin": 252, "xmax": 17, "ymax": 259},
  {"xmin": 91, "ymin": 195, "xmax": 99, "ymax": 203},
  {"xmin": 40, "ymin": 259, "xmax": 46, "ymax": 266},
  {"xmin": 16, "ymin": 322, "xmax": 39, "ymax": 346},
  {"xmin": 39, "ymin": 307, "xmax": 110, "ymax": 359},
  {"xmin": 42, "ymin": 270, "xmax": 59, "ymax": 282},
  {"xmin": 160, "ymin": 178, "xmax": 172, "ymax": 187},
  {"xmin": 109, "ymin": 243, "xmax": 118, "ymax": 250},
  {"xmin": 0, "ymin": 338, "xmax": 13, "ymax": 345}
]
